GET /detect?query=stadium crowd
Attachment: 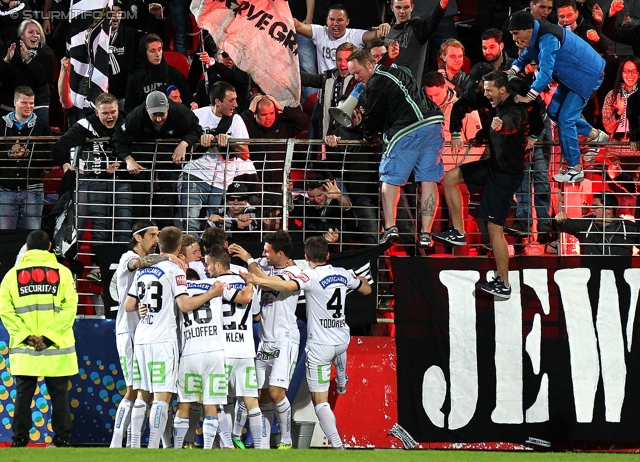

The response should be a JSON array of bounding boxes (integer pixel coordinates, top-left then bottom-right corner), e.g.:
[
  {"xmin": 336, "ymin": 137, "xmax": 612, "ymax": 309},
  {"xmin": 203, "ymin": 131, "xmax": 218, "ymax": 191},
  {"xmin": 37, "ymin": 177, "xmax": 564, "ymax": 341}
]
[
  {"xmin": 1, "ymin": 0, "xmax": 640, "ymax": 257},
  {"xmin": 3, "ymin": 0, "xmax": 640, "ymax": 449}
]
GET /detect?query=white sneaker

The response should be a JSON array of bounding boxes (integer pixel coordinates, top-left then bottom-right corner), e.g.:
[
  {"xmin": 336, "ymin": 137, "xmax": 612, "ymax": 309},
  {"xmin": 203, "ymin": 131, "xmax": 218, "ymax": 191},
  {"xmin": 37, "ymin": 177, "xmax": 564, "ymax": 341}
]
[
  {"xmin": 553, "ymin": 167, "xmax": 584, "ymax": 183},
  {"xmin": 588, "ymin": 129, "xmax": 609, "ymax": 143}
]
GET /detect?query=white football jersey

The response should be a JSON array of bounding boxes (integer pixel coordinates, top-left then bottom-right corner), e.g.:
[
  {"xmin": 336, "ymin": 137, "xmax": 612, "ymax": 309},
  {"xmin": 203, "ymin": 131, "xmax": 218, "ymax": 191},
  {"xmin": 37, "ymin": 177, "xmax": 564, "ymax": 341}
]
[
  {"xmin": 180, "ymin": 278, "xmax": 229, "ymax": 355},
  {"xmin": 256, "ymin": 258, "xmax": 301, "ymax": 344},
  {"xmin": 295, "ymin": 264, "xmax": 361, "ymax": 345},
  {"xmin": 115, "ymin": 250, "xmax": 141, "ymax": 335},
  {"xmin": 216, "ymin": 273, "xmax": 260, "ymax": 358},
  {"xmin": 129, "ymin": 260, "xmax": 188, "ymax": 344}
]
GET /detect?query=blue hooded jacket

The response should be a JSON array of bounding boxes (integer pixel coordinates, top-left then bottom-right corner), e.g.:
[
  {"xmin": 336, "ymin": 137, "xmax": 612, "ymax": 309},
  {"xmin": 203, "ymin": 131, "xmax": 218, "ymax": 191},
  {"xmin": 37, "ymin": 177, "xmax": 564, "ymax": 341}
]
[{"xmin": 511, "ymin": 20, "xmax": 605, "ymax": 101}]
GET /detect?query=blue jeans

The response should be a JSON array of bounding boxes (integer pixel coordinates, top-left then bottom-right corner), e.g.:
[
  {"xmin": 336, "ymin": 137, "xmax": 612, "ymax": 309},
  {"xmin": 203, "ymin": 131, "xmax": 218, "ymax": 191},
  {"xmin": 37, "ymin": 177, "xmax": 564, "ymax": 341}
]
[
  {"xmin": 515, "ymin": 125, "xmax": 551, "ymax": 226},
  {"xmin": 548, "ymin": 75, "xmax": 603, "ymax": 167},
  {"xmin": 180, "ymin": 174, "xmax": 224, "ymax": 234},
  {"xmin": 0, "ymin": 187, "xmax": 44, "ymax": 230},
  {"xmin": 297, "ymin": 33, "xmax": 318, "ymax": 102},
  {"xmin": 169, "ymin": 0, "xmax": 189, "ymax": 56}
]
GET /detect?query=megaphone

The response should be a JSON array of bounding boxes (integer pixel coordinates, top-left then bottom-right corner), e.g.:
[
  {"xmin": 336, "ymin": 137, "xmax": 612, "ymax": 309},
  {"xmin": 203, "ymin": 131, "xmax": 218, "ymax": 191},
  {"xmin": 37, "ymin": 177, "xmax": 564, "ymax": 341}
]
[{"xmin": 329, "ymin": 82, "xmax": 365, "ymax": 128}]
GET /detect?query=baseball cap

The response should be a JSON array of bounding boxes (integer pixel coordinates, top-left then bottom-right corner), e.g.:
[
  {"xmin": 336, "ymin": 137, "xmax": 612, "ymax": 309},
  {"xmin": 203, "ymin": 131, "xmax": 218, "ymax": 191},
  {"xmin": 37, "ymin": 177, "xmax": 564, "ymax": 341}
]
[
  {"xmin": 227, "ymin": 183, "xmax": 248, "ymax": 199},
  {"xmin": 146, "ymin": 91, "xmax": 169, "ymax": 115}
]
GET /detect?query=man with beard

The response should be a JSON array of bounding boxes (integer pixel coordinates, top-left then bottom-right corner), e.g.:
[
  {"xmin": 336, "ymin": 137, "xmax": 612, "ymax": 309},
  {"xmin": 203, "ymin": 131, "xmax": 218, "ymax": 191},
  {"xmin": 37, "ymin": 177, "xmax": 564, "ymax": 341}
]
[
  {"xmin": 434, "ymin": 71, "xmax": 529, "ymax": 300},
  {"xmin": 482, "ymin": 28, "xmax": 513, "ymax": 71}
]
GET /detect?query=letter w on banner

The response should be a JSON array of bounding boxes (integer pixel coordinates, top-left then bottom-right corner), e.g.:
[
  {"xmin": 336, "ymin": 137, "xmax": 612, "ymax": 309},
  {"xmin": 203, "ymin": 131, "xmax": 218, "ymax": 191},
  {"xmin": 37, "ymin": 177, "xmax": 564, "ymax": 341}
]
[
  {"xmin": 67, "ymin": 0, "xmax": 112, "ymax": 109},
  {"xmin": 191, "ymin": 0, "xmax": 301, "ymax": 106}
]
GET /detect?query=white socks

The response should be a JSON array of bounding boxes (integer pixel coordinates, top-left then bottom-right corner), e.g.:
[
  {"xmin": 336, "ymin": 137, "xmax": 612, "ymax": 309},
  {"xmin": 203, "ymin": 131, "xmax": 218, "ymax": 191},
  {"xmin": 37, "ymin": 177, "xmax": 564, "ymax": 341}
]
[
  {"xmin": 315, "ymin": 402, "xmax": 342, "ymax": 449},
  {"xmin": 334, "ymin": 352, "xmax": 348, "ymax": 388},
  {"xmin": 232, "ymin": 400, "xmax": 247, "ymax": 438},
  {"xmin": 109, "ymin": 398, "xmax": 132, "ymax": 448},
  {"xmin": 259, "ymin": 403, "xmax": 274, "ymax": 449},
  {"xmin": 202, "ymin": 416, "xmax": 219, "ymax": 449},
  {"xmin": 129, "ymin": 399, "xmax": 148, "ymax": 448},
  {"xmin": 147, "ymin": 401, "xmax": 169, "ymax": 448},
  {"xmin": 216, "ymin": 408, "xmax": 234, "ymax": 448},
  {"xmin": 172, "ymin": 416, "xmax": 189, "ymax": 449},
  {"xmin": 247, "ymin": 407, "xmax": 263, "ymax": 449},
  {"xmin": 274, "ymin": 398, "xmax": 292, "ymax": 445}
]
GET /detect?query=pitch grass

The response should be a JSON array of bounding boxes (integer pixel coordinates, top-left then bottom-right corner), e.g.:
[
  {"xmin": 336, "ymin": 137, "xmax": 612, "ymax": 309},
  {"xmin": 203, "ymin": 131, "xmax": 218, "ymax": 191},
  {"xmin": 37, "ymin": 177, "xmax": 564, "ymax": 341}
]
[{"xmin": 2, "ymin": 448, "xmax": 638, "ymax": 462}]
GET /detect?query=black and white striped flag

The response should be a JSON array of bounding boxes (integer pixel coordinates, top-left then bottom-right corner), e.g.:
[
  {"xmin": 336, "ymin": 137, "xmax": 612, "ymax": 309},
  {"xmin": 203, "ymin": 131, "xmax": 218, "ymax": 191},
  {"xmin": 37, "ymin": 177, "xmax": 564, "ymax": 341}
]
[{"xmin": 67, "ymin": 0, "xmax": 112, "ymax": 109}]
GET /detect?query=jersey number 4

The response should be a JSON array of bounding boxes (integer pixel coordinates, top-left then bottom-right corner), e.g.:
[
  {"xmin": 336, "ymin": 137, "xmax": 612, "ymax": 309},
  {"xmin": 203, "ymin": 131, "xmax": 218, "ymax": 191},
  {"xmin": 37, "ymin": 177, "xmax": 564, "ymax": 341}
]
[{"xmin": 327, "ymin": 288, "xmax": 343, "ymax": 318}]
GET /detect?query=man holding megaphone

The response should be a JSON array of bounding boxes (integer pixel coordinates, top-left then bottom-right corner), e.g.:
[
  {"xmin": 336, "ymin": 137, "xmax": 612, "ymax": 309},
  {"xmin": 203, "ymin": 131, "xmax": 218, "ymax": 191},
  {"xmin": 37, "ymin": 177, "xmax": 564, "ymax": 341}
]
[{"xmin": 346, "ymin": 49, "xmax": 445, "ymax": 248}]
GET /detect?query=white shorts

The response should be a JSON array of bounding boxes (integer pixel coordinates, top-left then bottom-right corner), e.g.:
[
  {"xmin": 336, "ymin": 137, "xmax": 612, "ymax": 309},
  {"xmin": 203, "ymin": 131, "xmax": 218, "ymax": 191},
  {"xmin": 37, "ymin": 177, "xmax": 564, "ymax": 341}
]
[
  {"xmin": 178, "ymin": 350, "xmax": 228, "ymax": 405},
  {"xmin": 256, "ymin": 341, "xmax": 299, "ymax": 390},
  {"xmin": 305, "ymin": 342, "xmax": 348, "ymax": 393},
  {"xmin": 226, "ymin": 357, "xmax": 258, "ymax": 398},
  {"xmin": 133, "ymin": 341, "xmax": 179, "ymax": 393},
  {"xmin": 116, "ymin": 332, "xmax": 135, "ymax": 387}
]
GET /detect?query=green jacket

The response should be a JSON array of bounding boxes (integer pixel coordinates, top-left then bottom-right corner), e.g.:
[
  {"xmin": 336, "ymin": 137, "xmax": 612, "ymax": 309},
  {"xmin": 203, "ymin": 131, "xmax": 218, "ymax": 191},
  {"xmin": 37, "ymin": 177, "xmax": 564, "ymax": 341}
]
[{"xmin": 0, "ymin": 249, "xmax": 78, "ymax": 377}]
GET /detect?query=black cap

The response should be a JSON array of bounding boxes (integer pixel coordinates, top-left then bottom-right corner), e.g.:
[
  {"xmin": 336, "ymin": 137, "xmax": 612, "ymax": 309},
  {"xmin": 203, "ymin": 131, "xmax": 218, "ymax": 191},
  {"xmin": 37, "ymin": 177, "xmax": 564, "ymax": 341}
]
[
  {"xmin": 465, "ymin": 62, "xmax": 495, "ymax": 93},
  {"xmin": 508, "ymin": 10, "xmax": 535, "ymax": 31},
  {"xmin": 227, "ymin": 183, "xmax": 248, "ymax": 198}
]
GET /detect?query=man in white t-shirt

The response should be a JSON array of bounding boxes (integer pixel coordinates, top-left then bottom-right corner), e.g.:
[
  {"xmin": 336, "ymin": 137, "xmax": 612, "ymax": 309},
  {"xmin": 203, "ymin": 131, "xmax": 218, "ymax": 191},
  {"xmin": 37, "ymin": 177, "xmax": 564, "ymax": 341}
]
[
  {"xmin": 109, "ymin": 220, "xmax": 187, "ymax": 448},
  {"xmin": 229, "ymin": 230, "xmax": 301, "ymax": 449},
  {"xmin": 181, "ymin": 81, "xmax": 253, "ymax": 235},
  {"xmin": 172, "ymin": 246, "xmax": 254, "ymax": 450},
  {"xmin": 294, "ymin": 5, "xmax": 385, "ymax": 73},
  {"xmin": 245, "ymin": 236, "xmax": 371, "ymax": 449},
  {"xmin": 123, "ymin": 226, "xmax": 224, "ymax": 449}
]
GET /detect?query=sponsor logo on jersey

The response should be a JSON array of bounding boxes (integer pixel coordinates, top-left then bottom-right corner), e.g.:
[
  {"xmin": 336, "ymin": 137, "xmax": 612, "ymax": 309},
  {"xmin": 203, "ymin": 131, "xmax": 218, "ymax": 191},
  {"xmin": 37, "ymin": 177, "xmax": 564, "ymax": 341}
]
[
  {"xmin": 256, "ymin": 349, "xmax": 280, "ymax": 360},
  {"xmin": 228, "ymin": 282, "xmax": 245, "ymax": 290},
  {"xmin": 176, "ymin": 275, "xmax": 187, "ymax": 286},
  {"xmin": 187, "ymin": 282, "xmax": 212, "ymax": 291},
  {"xmin": 296, "ymin": 272, "xmax": 310, "ymax": 283},
  {"xmin": 319, "ymin": 274, "xmax": 348, "ymax": 289},
  {"xmin": 17, "ymin": 267, "xmax": 60, "ymax": 296},
  {"xmin": 138, "ymin": 266, "xmax": 165, "ymax": 278},
  {"xmin": 280, "ymin": 270, "xmax": 298, "ymax": 281}
]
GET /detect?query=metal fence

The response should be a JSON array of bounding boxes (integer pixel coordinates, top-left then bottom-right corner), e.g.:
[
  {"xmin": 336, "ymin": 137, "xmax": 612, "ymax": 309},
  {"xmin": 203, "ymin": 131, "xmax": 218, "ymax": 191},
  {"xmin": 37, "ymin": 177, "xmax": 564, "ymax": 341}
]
[{"xmin": 0, "ymin": 136, "xmax": 638, "ymax": 320}]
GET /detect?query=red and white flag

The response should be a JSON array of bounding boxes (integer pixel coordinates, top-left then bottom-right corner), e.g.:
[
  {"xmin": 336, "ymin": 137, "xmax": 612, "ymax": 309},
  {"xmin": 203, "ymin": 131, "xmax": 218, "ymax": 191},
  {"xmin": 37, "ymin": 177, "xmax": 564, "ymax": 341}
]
[{"xmin": 191, "ymin": 0, "xmax": 301, "ymax": 107}]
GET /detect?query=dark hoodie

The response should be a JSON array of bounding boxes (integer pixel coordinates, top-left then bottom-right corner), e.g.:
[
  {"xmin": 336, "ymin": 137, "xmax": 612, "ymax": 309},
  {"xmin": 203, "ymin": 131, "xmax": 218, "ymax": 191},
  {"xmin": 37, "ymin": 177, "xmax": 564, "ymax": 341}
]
[{"xmin": 123, "ymin": 35, "xmax": 191, "ymax": 113}]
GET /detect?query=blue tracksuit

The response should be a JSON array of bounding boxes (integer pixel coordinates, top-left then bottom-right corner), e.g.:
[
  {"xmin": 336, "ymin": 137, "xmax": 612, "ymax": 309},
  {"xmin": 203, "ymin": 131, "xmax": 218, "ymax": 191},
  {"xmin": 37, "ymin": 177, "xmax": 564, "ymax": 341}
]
[{"xmin": 511, "ymin": 20, "xmax": 605, "ymax": 167}]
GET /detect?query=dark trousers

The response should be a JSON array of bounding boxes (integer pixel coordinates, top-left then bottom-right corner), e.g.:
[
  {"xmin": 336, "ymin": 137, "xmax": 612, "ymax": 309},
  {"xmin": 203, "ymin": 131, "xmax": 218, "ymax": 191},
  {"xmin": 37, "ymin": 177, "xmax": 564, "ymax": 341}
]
[{"xmin": 13, "ymin": 376, "xmax": 72, "ymax": 443}]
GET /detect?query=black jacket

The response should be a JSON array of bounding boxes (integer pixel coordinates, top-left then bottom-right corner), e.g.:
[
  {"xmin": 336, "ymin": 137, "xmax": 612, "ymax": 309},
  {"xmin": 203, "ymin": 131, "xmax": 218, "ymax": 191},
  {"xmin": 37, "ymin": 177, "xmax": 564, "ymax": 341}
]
[
  {"xmin": 108, "ymin": 20, "xmax": 166, "ymax": 99},
  {"xmin": 487, "ymin": 94, "xmax": 529, "ymax": 175},
  {"xmin": 0, "ymin": 43, "xmax": 53, "ymax": 110},
  {"xmin": 110, "ymin": 100, "xmax": 202, "ymax": 164},
  {"xmin": 363, "ymin": 64, "xmax": 443, "ymax": 148},
  {"xmin": 558, "ymin": 218, "xmax": 640, "ymax": 255},
  {"xmin": 0, "ymin": 113, "xmax": 52, "ymax": 190},
  {"xmin": 124, "ymin": 36, "xmax": 192, "ymax": 113},
  {"xmin": 53, "ymin": 113, "xmax": 126, "ymax": 178}
]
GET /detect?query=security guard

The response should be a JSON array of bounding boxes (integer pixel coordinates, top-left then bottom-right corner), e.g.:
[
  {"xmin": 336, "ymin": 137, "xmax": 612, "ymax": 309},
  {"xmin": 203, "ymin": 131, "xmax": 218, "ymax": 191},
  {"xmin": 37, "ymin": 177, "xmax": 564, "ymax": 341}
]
[{"xmin": 0, "ymin": 230, "xmax": 78, "ymax": 447}]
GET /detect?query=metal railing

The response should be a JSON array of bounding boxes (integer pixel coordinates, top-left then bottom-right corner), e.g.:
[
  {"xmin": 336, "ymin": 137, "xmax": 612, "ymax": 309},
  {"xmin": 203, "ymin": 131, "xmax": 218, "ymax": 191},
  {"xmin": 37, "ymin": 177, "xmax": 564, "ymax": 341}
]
[{"xmin": 1, "ymin": 136, "xmax": 639, "ymax": 321}]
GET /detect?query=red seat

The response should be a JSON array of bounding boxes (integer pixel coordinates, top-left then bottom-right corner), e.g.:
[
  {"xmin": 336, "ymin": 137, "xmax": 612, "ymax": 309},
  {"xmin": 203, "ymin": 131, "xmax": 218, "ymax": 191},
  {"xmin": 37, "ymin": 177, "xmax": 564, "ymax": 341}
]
[{"xmin": 164, "ymin": 50, "xmax": 190, "ymax": 78}]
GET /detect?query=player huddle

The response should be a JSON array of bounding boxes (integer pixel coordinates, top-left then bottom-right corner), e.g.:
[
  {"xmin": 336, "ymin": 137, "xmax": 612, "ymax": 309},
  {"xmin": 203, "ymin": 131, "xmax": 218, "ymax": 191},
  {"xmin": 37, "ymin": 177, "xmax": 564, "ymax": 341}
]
[{"xmin": 108, "ymin": 222, "xmax": 371, "ymax": 450}]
